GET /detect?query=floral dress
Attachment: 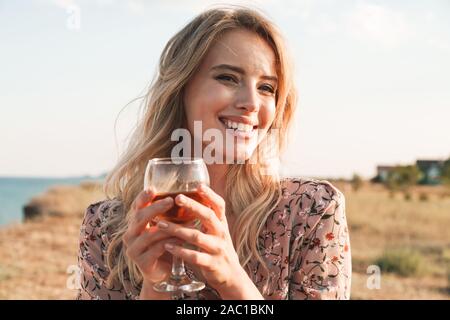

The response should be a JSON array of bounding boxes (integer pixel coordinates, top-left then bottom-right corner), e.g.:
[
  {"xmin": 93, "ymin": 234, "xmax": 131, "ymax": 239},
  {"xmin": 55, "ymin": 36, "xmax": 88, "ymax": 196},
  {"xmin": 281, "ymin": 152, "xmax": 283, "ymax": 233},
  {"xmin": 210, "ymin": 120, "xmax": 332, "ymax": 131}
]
[{"xmin": 76, "ymin": 177, "xmax": 351, "ymax": 300}]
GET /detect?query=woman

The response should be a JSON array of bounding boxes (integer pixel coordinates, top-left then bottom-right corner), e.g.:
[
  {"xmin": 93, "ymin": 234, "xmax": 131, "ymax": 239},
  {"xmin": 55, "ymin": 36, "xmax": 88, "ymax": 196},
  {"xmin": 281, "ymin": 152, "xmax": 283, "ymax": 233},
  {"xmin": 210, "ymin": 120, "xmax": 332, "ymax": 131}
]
[{"xmin": 77, "ymin": 6, "xmax": 351, "ymax": 300}]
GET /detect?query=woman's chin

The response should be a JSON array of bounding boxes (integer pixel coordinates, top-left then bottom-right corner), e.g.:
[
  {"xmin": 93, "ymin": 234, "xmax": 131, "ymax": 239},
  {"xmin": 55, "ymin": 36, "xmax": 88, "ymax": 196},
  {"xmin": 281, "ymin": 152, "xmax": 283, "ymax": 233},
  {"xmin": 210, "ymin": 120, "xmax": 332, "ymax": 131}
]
[
  {"xmin": 225, "ymin": 147, "xmax": 256, "ymax": 164},
  {"xmin": 201, "ymin": 147, "xmax": 256, "ymax": 164}
]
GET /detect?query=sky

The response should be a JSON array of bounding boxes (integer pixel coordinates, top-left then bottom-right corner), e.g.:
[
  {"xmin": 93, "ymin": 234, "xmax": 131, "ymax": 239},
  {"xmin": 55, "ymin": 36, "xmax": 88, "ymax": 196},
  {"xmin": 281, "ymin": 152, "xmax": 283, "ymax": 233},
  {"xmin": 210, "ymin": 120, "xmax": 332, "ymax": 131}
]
[{"xmin": 0, "ymin": 0, "xmax": 449, "ymax": 179}]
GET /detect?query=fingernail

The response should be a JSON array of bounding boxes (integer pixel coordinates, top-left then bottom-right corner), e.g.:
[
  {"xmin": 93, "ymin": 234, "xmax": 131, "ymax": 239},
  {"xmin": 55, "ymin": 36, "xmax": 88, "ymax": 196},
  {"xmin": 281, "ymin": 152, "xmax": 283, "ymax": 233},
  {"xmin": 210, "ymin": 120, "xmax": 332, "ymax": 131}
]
[
  {"xmin": 165, "ymin": 243, "xmax": 174, "ymax": 250},
  {"xmin": 157, "ymin": 221, "xmax": 168, "ymax": 229},
  {"xmin": 176, "ymin": 194, "xmax": 185, "ymax": 204},
  {"xmin": 163, "ymin": 197, "xmax": 173, "ymax": 204}
]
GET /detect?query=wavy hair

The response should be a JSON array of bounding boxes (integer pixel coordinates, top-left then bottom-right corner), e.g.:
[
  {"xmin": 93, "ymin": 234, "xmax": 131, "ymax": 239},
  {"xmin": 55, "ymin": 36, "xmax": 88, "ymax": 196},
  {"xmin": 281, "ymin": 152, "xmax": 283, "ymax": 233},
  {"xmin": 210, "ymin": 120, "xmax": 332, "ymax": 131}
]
[{"xmin": 102, "ymin": 6, "xmax": 297, "ymax": 295}]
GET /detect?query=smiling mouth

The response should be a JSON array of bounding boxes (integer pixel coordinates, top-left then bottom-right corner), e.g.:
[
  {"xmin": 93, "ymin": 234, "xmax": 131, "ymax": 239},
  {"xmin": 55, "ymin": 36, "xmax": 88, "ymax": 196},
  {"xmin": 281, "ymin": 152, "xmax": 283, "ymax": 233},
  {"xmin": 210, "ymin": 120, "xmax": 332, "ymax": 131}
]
[{"xmin": 218, "ymin": 117, "xmax": 258, "ymax": 133}]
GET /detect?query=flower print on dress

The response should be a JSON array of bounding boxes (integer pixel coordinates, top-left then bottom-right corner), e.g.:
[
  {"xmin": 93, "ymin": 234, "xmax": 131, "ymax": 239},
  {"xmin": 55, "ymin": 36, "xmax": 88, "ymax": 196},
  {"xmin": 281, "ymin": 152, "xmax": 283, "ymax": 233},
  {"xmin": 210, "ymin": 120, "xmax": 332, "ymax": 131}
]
[{"xmin": 76, "ymin": 178, "xmax": 351, "ymax": 300}]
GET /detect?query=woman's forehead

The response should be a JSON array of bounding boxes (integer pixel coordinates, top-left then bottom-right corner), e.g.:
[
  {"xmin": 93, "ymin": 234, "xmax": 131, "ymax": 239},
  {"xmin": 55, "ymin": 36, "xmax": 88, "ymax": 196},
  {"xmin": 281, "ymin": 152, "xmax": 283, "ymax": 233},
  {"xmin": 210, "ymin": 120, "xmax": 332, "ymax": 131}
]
[{"xmin": 200, "ymin": 29, "xmax": 277, "ymax": 77}]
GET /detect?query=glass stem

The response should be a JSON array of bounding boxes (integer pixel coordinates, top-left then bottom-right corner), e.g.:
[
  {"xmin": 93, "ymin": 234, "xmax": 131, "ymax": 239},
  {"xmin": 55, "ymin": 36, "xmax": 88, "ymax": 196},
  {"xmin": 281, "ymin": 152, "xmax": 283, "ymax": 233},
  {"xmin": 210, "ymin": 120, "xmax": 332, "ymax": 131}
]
[{"xmin": 171, "ymin": 255, "xmax": 186, "ymax": 280}]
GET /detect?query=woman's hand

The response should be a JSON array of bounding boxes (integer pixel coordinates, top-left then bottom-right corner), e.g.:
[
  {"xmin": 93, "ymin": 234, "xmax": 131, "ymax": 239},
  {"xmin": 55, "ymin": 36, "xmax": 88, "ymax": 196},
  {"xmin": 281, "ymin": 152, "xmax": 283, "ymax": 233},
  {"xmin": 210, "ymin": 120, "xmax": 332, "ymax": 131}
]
[
  {"xmin": 122, "ymin": 188, "xmax": 180, "ymax": 298},
  {"xmin": 156, "ymin": 184, "xmax": 263, "ymax": 299}
]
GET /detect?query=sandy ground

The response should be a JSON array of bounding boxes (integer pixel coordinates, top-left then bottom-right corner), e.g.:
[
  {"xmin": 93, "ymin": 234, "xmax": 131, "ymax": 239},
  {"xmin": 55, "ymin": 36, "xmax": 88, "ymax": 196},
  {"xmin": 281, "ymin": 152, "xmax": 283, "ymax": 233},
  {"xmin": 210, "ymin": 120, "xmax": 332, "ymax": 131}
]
[
  {"xmin": 0, "ymin": 214, "xmax": 81, "ymax": 299},
  {"xmin": 0, "ymin": 182, "xmax": 104, "ymax": 299}
]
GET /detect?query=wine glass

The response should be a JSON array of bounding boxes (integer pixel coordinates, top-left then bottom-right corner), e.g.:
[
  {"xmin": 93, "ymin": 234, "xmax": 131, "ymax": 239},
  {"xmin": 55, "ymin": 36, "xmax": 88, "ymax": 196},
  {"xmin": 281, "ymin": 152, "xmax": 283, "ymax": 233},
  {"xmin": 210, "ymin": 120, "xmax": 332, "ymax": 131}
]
[{"xmin": 144, "ymin": 157, "xmax": 210, "ymax": 294}]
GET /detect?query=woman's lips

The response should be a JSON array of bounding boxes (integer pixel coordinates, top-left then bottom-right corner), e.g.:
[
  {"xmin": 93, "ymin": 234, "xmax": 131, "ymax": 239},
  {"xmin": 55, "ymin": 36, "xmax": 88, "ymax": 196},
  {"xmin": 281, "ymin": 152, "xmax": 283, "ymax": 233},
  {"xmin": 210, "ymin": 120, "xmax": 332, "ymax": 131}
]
[{"xmin": 218, "ymin": 118, "xmax": 256, "ymax": 139}]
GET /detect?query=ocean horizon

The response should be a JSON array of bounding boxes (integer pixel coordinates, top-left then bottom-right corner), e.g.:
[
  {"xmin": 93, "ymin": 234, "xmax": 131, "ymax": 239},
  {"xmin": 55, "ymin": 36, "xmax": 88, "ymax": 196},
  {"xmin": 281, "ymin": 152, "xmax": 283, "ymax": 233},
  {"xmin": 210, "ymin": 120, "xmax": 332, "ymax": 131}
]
[{"xmin": 0, "ymin": 175, "xmax": 104, "ymax": 227}]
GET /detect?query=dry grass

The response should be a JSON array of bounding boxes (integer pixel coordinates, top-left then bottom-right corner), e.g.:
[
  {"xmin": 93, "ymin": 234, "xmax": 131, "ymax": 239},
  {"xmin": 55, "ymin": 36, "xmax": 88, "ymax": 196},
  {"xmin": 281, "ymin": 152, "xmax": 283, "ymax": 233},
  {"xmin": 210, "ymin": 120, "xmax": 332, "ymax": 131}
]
[
  {"xmin": 1, "ymin": 180, "xmax": 449, "ymax": 299},
  {"xmin": 24, "ymin": 182, "xmax": 103, "ymax": 219},
  {"xmin": 0, "ymin": 182, "xmax": 104, "ymax": 299},
  {"xmin": 334, "ymin": 181, "xmax": 450, "ymax": 299}
]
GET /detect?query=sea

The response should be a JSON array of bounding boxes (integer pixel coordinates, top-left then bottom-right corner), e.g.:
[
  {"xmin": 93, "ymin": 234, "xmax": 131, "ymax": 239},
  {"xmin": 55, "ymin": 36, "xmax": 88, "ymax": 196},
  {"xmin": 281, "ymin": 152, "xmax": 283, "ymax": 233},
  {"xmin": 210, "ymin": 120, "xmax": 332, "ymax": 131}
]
[{"xmin": 0, "ymin": 176, "xmax": 103, "ymax": 227}]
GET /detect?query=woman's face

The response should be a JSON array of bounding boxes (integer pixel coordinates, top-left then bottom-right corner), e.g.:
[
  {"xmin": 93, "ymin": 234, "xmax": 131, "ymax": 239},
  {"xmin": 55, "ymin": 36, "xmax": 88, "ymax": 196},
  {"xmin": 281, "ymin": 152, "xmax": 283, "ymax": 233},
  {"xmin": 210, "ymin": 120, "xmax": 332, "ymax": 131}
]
[{"xmin": 183, "ymin": 28, "xmax": 278, "ymax": 164}]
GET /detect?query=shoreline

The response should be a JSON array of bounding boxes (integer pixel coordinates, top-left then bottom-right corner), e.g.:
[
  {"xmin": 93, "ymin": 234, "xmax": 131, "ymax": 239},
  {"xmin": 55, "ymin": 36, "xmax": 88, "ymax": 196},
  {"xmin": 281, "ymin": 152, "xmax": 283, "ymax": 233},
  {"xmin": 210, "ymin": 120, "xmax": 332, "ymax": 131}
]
[{"xmin": 0, "ymin": 176, "xmax": 104, "ymax": 227}]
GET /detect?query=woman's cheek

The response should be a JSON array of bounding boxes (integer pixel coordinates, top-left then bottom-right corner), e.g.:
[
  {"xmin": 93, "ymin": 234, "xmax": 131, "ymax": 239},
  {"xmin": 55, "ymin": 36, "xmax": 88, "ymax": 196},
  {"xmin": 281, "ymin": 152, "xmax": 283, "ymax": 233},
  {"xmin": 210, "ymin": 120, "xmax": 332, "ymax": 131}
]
[
  {"xmin": 208, "ymin": 86, "xmax": 235, "ymax": 107},
  {"xmin": 261, "ymin": 104, "xmax": 276, "ymax": 130}
]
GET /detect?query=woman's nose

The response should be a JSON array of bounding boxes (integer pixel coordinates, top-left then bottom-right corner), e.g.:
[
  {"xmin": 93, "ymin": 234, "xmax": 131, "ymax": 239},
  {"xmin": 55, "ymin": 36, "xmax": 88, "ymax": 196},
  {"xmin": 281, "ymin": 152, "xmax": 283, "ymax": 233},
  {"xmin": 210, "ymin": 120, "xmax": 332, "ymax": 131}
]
[{"xmin": 235, "ymin": 85, "xmax": 259, "ymax": 112}]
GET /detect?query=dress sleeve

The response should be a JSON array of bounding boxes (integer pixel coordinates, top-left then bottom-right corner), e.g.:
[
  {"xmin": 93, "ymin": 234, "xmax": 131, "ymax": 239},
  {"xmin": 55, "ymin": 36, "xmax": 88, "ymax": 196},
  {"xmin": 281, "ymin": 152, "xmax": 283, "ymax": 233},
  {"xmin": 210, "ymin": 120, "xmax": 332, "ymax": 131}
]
[
  {"xmin": 289, "ymin": 182, "xmax": 352, "ymax": 300},
  {"xmin": 76, "ymin": 201, "xmax": 137, "ymax": 300}
]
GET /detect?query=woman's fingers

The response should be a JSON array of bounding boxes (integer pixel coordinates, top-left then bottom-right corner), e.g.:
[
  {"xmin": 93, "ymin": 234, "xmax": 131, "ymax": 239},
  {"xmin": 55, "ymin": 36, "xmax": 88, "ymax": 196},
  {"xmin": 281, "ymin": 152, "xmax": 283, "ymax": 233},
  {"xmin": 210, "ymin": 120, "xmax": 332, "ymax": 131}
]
[
  {"xmin": 132, "ymin": 197, "xmax": 174, "ymax": 234},
  {"xmin": 157, "ymin": 220, "xmax": 221, "ymax": 254},
  {"xmin": 174, "ymin": 193, "xmax": 223, "ymax": 234},
  {"xmin": 126, "ymin": 229, "xmax": 175, "ymax": 258},
  {"xmin": 123, "ymin": 196, "xmax": 174, "ymax": 247},
  {"xmin": 132, "ymin": 188, "xmax": 156, "ymax": 211},
  {"xmin": 198, "ymin": 184, "xmax": 227, "ymax": 221},
  {"xmin": 164, "ymin": 243, "xmax": 212, "ymax": 269},
  {"xmin": 137, "ymin": 237, "xmax": 181, "ymax": 267}
]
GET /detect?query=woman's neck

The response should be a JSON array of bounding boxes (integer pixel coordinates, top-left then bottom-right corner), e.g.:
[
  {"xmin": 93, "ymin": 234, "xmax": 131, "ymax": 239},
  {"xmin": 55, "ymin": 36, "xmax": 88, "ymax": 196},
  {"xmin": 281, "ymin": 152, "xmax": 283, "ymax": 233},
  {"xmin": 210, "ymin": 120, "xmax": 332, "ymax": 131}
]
[
  {"xmin": 206, "ymin": 163, "xmax": 228, "ymax": 200},
  {"xmin": 206, "ymin": 163, "xmax": 237, "ymax": 233}
]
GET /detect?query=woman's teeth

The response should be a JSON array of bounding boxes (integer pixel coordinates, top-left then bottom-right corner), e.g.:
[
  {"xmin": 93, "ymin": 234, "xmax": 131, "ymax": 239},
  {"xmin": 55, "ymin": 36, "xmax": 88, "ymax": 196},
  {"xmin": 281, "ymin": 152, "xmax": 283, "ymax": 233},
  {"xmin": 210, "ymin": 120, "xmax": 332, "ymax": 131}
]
[{"xmin": 222, "ymin": 119, "xmax": 254, "ymax": 132}]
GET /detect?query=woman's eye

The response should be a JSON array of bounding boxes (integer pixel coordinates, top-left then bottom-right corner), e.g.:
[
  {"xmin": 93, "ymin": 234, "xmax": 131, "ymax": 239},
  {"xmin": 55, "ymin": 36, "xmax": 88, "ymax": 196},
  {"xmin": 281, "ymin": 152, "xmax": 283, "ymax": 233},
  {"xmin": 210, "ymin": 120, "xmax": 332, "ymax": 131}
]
[
  {"xmin": 260, "ymin": 84, "xmax": 275, "ymax": 94},
  {"xmin": 216, "ymin": 74, "xmax": 237, "ymax": 83}
]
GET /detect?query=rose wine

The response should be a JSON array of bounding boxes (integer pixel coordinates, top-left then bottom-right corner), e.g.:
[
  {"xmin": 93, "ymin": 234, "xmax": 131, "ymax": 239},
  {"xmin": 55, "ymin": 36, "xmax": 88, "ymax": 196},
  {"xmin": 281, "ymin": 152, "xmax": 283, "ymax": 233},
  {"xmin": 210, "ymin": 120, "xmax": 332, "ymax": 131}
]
[{"xmin": 152, "ymin": 190, "xmax": 206, "ymax": 224}]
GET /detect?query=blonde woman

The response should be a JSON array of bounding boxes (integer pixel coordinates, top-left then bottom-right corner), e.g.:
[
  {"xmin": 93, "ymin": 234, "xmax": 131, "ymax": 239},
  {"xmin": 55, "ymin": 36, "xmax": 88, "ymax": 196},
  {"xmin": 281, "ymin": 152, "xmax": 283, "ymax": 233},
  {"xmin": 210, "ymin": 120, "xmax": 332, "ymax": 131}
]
[{"xmin": 77, "ymin": 6, "xmax": 351, "ymax": 300}]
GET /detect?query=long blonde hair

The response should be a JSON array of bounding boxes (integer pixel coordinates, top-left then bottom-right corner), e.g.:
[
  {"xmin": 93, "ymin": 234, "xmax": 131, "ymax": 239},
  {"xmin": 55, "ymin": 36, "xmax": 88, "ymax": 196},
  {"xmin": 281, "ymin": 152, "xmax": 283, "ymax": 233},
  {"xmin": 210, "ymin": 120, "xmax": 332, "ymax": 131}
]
[{"xmin": 102, "ymin": 6, "xmax": 297, "ymax": 294}]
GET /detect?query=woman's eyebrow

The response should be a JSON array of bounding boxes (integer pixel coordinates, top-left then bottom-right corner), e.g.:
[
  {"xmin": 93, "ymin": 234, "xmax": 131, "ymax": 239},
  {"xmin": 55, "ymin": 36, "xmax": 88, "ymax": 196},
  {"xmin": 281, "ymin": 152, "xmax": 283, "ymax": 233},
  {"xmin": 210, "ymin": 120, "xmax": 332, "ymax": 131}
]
[{"xmin": 210, "ymin": 64, "xmax": 278, "ymax": 82}]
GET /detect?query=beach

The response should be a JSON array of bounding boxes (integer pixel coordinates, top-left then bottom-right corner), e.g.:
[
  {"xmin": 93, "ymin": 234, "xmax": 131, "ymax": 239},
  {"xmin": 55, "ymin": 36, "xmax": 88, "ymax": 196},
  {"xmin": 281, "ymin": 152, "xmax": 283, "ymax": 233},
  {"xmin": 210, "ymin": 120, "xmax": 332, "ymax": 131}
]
[
  {"xmin": 0, "ymin": 182, "xmax": 104, "ymax": 299},
  {"xmin": 0, "ymin": 176, "xmax": 104, "ymax": 226}
]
